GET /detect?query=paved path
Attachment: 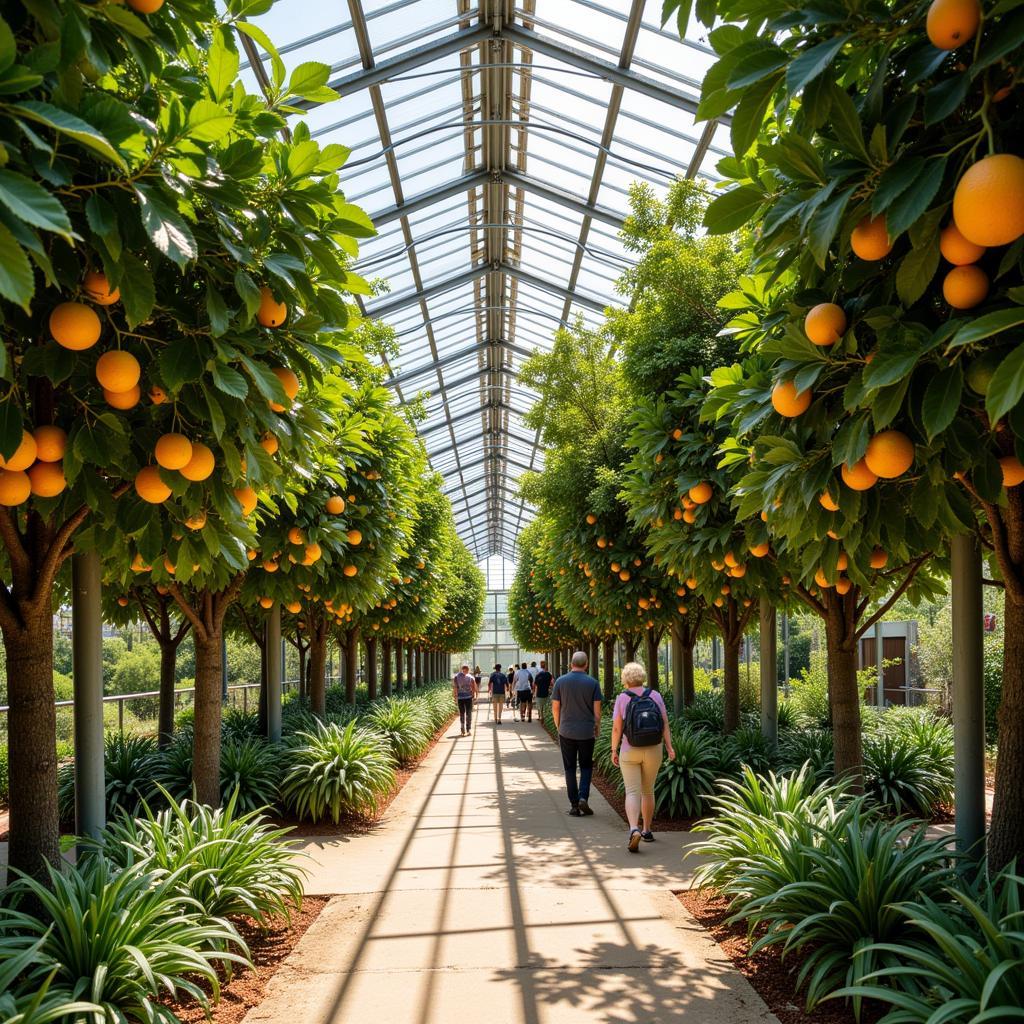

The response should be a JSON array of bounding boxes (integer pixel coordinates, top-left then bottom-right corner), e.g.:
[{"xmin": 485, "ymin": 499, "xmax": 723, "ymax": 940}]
[{"xmin": 246, "ymin": 700, "xmax": 777, "ymax": 1024}]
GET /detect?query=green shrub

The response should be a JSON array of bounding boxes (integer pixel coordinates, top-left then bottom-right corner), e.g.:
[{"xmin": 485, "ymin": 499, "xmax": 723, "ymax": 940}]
[
  {"xmin": 653, "ymin": 721, "xmax": 719, "ymax": 818},
  {"xmin": 0, "ymin": 744, "xmax": 7, "ymax": 804},
  {"xmin": 778, "ymin": 729, "xmax": 834, "ymax": 783},
  {"xmin": 720, "ymin": 725, "xmax": 777, "ymax": 775},
  {"xmin": 88, "ymin": 791, "xmax": 305, "ymax": 925},
  {"xmin": 56, "ymin": 734, "xmax": 158, "ymax": 823},
  {"xmin": 777, "ymin": 628, "xmax": 811, "ymax": 683},
  {"xmin": 282, "ymin": 721, "xmax": 396, "ymax": 822},
  {"xmin": 0, "ymin": 937, "xmax": 102, "ymax": 1024},
  {"xmin": 220, "ymin": 738, "xmax": 283, "ymax": 813},
  {"xmin": 150, "ymin": 737, "xmax": 194, "ymax": 803},
  {"xmin": 0, "ymin": 856, "xmax": 247, "ymax": 1023},
  {"xmin": 775, "ymin": 698, "xmax": 797, "ymax": 731},
  {"xmin": 744, "ymin": 812, "xmax": 958, "ymax": 1013},
  {"xmin": 738, "ymin": 660, "xmax": 760, "ymax": 713},
  {"xmin": 222, "ymin": 707, "xmax": 261, "ymax": 742},
  {"xmin": 787, "ymin": 654, "xmax": 831, "ymax": 728},
  {"xmin": 862, "ymin": 724, "xmax": 954, "ymax": 817},
  {"xmin": 682, "ymin": 690, "xmax": 724, "ymax": 732},
  {"xmin": 840, "ymin": 866, "xmax": 1024, "ymax": 1023},
  {"xmin": 365, "ymin": 698, "xmax": 431, "ymax": 763}
]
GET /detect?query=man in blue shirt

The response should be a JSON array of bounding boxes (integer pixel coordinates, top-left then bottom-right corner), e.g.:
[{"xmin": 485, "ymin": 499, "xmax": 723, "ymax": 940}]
[
  {"xmin": 488, "ymin": 664, "xmax": 509, "ymax": 725},
  {"xmin": 550, "ymin": 651, "xmax": 603, "ymax": 816}
]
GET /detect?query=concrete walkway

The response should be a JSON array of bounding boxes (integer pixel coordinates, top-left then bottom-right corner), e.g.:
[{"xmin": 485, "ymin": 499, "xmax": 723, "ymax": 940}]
[{"xmin": 246, "ymin": 700, "xmax": 777, "ymax": 1024}]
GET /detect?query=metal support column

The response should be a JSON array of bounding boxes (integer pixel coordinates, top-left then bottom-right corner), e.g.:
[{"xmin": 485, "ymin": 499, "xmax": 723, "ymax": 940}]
[
  {"xmin": 671, "ymin": 622, "xmax": 684, "ymax": 718},
  {"xmin": 952, "ymin": 533, "xmax": 986, "ymax": 856},
  {"xmin": 266, "ymin": 602, "xmax": 282, "ymax": 743},
  {"xmin": 875, "ymin": 620, "xmax": 885, "ymax": 707},
  {"xmin": 72, "ymin": 550, "xmax": 105, "ymax": 846},
  {"xmin": 759, "ymin": 598, "xmax": 778, "ymax": 748},
  {"xmin": 782, "ymin": 612, "xmax": 790, "ymax": 696}
]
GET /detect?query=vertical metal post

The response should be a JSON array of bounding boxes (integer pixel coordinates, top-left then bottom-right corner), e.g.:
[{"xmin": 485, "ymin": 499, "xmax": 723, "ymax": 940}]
[
  {"xmin": 783, "ymin": 612, "xmax": 790, "ymax": 696},
  {"xmin": 266, "ymin": 602, "xmax": 282, "ymax": 743},
  {"xmin": 875, "ymin": 619, "xmax": 885, "ymax": 708},
  {"xmin": 72, "ymin": 550, "xmax": 105, "ymax": 846},
  {"xmin": 952, "ymin": 533, "xmax": 986, "ymax": 856},
  {"xmin": 221, "ymin": 632, "xmax": 228, "ymax": 703},
  {"xmin": 671, "ymin": 622, "xmax": 684, "ymax": 718},
  {"xmin": 759, "ymin": 598, "xmax": 777, "ymax": 748}
]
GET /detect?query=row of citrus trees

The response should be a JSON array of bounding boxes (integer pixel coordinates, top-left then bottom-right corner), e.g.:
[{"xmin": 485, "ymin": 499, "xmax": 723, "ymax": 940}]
[
  {"xmin": 511, "ymin": 0, "xmax": 1024, "ymax": 869},
  {"xmin": 0, "ymin": 0, "xmax": 484, "ymax": 882}
]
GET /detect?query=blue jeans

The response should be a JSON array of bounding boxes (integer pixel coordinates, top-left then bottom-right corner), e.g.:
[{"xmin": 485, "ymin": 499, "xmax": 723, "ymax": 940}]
[
  {"xmin": 458, "ymin": 697, "xmax": 473, "ymax": 730},
  {"xmin": 559, "ymin": 735, "xmax": 595, "ymax": 806}
]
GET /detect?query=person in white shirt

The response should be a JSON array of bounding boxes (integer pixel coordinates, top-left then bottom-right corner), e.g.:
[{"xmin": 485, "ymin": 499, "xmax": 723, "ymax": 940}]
[{"xmin": 514, "ymin": 662, "xmax": 535, "ymax": 722}]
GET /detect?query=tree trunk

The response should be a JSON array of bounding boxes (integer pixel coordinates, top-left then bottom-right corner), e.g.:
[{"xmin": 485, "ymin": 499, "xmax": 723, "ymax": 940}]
[
  {"xmin": 382, "ymin": 638, "xmax": 393, "ymax": 697},
  {"xmin": 158, "ymin": 641, "xmax": 177, "ymax": 748},
  {"xmin": 394, "ymin": 639, "xmax": 403, "ymax": 693},
  {"xmin": 344, "ymin": 627, "xmax": 359, "ymax": 703},
  {"xmin": 308, "ymin": 622, "xmax": 328, "ymax": 716},
  {"xmin": 415, "ymin": 646, "xmax": 422, "ymax": 687},
  {"xmin": 296, "ymin": 636, "xmax": 307, "ymax": 698},
  {"xmin": 406, "ymin": 643, "xmax": 414, "ymax": 690},
  {"xmin": 192, "ymin": 630, "xmax": 224, "ymax": 807},
  {"xmin": 683, "ymin": 640, "xmax": 695, "ymax": 707},
  {"xmin": 602, "ymin": 635, "xmax": 616, "ymax": 702},
  {"xmin": 644, "ymin": 628, "xmax": 661, "ymax": 690},
  {"xmin": 258, "ymin": 639, "xmax": 268, "ymax": 735},
  {"xmin": 5, "ymin": 609, "xmax": 60, "ymax": 880},
  {"xmin": 723, "ymin": 635, "xmax": 741, "ymax": 733},
  {"xmin": 366, "ymin": 636, "xmax": 378, "ymax": 701},
  {"xmin": 623, "ymin": 633, "xmax": 639, "ymax": 662},
  {"xmin": 990, "ymin": 593, "xmax": 1024, "ymax": 869},
  {"xmin": 824, "ymin": 592, "xmax": 863, "ymax": 790}
]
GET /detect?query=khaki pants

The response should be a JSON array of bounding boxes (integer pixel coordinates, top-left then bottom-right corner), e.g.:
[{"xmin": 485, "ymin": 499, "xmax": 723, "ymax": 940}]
[{"xmin": 619, "ymin": 743, "xmax": 663, "ymax": 797}]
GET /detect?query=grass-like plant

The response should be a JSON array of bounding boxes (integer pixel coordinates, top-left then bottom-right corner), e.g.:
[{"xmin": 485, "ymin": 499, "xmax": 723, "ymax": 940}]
[
  {"xmin": 0, "ymin": 856, "xmax": 247, "ymax": 1023},
  {"xmin": 87, "ymin": 790, "xmax": 305, "ymax": 924},
  {"xmin": 282, "ymin": 720, "xmax": 397, "ymax": 822},
  {"xmin": 149, "ymin": 735, "xmax": 195, "ymax": 803},
  {"xmin": 863, "ymin": 730, "xmax": 954, "ymax": 817},
  {"xmin": 720, "ymin": 725, "xmax": 777, "ymax": 775},
  {"xmin": 839, "ymin": 865, "xmax": 1024, "ymax": 1023},
  {"xmin": 653, "ymin": 721, "xmax": 720, "ymax": 818},
  {"xmin": 219, "ymin": 737, "xmax": 283, "ymax": 813},
  {"xmin": 56, "ymin": 733, "xmax": 158, "ymax": 823},
  {"xmin": 0, "ymin": 937, "xmax": 102, "ymax": 1024},
  {"xmin": 743, "ymin": 811, "xmax": 958, "ymax": 1015},
  {"xmin": 221, "ymin": 707, "xmax": 262, "ymax": 743},
  {"xmin": 682, "ymin": 690, "xmax": 725, "ymax": 732},
  {"xmin": 778, "ymin": 728, "xmax": 835, "ymax": 784},
  {"xmin": 365, "ymin": 698, "xmax": 432, "ymax": 763}
]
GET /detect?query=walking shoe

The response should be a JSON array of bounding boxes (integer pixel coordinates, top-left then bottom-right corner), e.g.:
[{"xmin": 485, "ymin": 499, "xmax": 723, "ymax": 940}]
[
  {"xmin": 628, "ymin": 829, "xmax": 641, "ymax": 853},
  {"xmin": 641, "ymin": 831, "xmax": 655, "ymax": 843},
  {"xmin": 568, "ymin": 805, "xmax": 582, "ymax": 817},
  {"xmin": 578, "ymin": 799, "xmax": 594, "ymax": 816}
]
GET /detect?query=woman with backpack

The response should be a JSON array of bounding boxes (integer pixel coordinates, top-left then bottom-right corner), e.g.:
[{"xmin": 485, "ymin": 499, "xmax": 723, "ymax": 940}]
[{"xmin": 610, "ymin": 661, "xmax": 675, "ymax": 853}]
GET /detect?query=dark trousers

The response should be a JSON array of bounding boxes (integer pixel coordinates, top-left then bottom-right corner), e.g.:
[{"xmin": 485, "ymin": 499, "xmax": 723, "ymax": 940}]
[
  {"xmin": 559, "ymin": 735, "xmax": 595, "ymax": 806},
  {"xmin": 458, "ymin": 697, "xmax": 473, "ymax": 730}
]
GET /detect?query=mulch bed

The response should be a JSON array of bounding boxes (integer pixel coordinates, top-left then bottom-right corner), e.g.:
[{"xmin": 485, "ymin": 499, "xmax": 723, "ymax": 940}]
[
  {"xmin": 677, "ymin": 888, "xmax": 884, "ymax": 1024},
  {"xmin": 165, "ymin": 896, "xmax": 329, "ymax": 1024}
]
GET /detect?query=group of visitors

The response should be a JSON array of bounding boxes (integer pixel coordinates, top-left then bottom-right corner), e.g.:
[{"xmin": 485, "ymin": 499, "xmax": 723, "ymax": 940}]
[{"xmin": 453, "ymin": 651, "xmax": 673, "ymax": 853}]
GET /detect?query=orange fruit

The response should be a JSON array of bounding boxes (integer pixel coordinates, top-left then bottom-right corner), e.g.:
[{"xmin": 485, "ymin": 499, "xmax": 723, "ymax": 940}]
[
  {"xmin": 257, "ymin": 286, "xmax": 287, "ymax": 328},
  {"xmin": 96, "ymin": 350, "xmax": 141, "ymax": 393},
  {"xmin": 263, "ymin": 559, "xmax": 279, "ymax": 572},
  {"xmin": 689, "ymin": 481, "xmax": 713, "ymax": 504},
  {"xmin": 50, "ymin": 302, "xmax": 101, "ymax": 350},
  {"xmin": 678, "ymin": 605, "xmax": 688, "ymax": 615},
  {"xmin": 597, "ymin": 537, "xmax": 607, "ymax": 548},
  {"xmin": 683, "ymin": 509, "xmax": 697, "ymax": 523},
  {"xmin": 943, "ymin": 265, "xmax": 989, "ymax": 309},
  {"xmin": 286, "ymin": 600, "xmax": 302, "ymax": 614},
  {"xmin": 870, "ymin": 547, "xmax": 889, "ymax": 569},
  {"xmin": 0, "ymin": 431, "xmax": 37, "ymax": 472},
  {"xmin": 0, "ymin": 470, "xmax": 30, "ymax": 506},
  {"xmin": 1000, "ymin": 455, "xmax": 1024, "ymax": 488},
  {"xmin": 749, "ymin": 542, "xmax": 769, "ymax": 558},
  {"xmin": 850, "ymin": 215, "xmax": 893, "ymax": 260},
  {"xmin": 185, "ymin": 510, "xmax": 207, "ymax": 530},
  {"xmin": 27, "ymin": 461, "xmax": 66, "ymax": 498},
  {"xmin": 836, "ymin": 552, "xmax": 849, "ymax": 571},
  {"xmin": 131, "ymin": 553, "xmax": 151, "ymax": 573},
  {"xmin": 288, "ymin": 526, "xmax": 305, "ymax": 545},
  {"xmin": 586, "ymin": 513, "xmax": 597, "ymax": 524},
  {"xmin": 926, "ymin": 0, "xmax": 980, "ymax": 49},
  {"xmin": 730, "ymin": 564, "xmax": 747, "ymax": 578},
  {"xmin": 269, "ymin": 366, "xmax": 300, "ymax": 412},
  {"xmin": 673, "ymin": 508, "xmax": 684, "ymax": 521},
  {"xmin": 259, "ymin": 433, "xmax": 279, "ymax": 455},
  {"xmin": 149, "ymin": 385, "xmax": 168, "ymax": 405},
  {"xmin": 234, "ymin": 485, "xmax": 258, "ymax": 516},
  {"xmin": 840, "ymin": 458, "xmax": 878, "ymax": 491},
  {"xmin": 953, "ymin": 155, "xmax": 1024, "ymax": 247},
  {"xmin": 939, "ymin": 222, "xmax": 985, "ymax": 265},
  {"xmin": 347, "ymin": 529, "xmax": 362, "ymax": 546},
  {"xmin": 105, "ymin": 385, "xmax": 141, "ymax": 410},
  {"xmin": 835, "ymin": 577, "xmax": 853, "ymax": 595},
  {"xmin": 771, "ymin": 380, "xmax": 811, "ymax": 417},
  {"xmin": 326, "ymin": 495, "xmax": 346, "ymax": 515},
  {"xmin": 33, "ymin": 425, "xmax": 66, "ymax": 463},
  {"xmin": 155, "ymin": 433, "xmax": 193, "ymax": 470},
  {"xmin": 179, "ymin": 442, "xmax": 215, "ymax": 482},
  {"xmin": 247, "ymin": 548, "xmax": 258, "ymax": 561},
  {"xmin": 82, "ymin": 270, "xmax": 120, "ymax": 306},
  {"xmin": 117, "ymin": 596, "xmax": 130, "ymax": 607},
  {"xmin": 672, "ymin": 428, "xmax": 682, "ymax": 440},
  {"xmin": 619, "ymin": 569, "xmax": 631, "ymax": 582},
  {"xmin": 814, "ymin": 568, "xmax": 833, "ymax": 589},
  {"xmin": 724, "ymin": 550, "xmax": 738, "ymax": 567},
  {"xmin": 135, "ymin": 465, "xmax": 171, "ymax": 503},
  {"xmin": 259, "ymin": 596, "xmax": 274, "ymax": 609},
  {"xmin": 819, "ymin": 492, "xmax": 840, "ymax": 512},
  {"xmin": 127, "ymin": 0, "xmax": 165, "ymax": 11},
  {"xmin": 343, "ymin": 564, "xmax": 358, "ymax": 577},
  {"xmin": 804, "ymin": 303, "xmax": 847, "ymax": 345},
  {"xmin": 865, "ymin": 430, "xmax": 915, "ymax": 479}
]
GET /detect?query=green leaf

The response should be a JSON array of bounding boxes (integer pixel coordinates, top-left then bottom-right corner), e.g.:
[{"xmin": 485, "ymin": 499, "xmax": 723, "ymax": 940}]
[
  {"xmin": 186, "ymin": 100, "xmax": 235, "ymax": 143},
  {"xmin": 726, "ymin": 44, "xmax": 788, "ymax": 89},
  {"xmin": 871, "ymin": 157, "xmax": 923, "ymax": 215},
  {"xmin": 207, "ymin": 29, "xmax": 240, "ymax": 102},
  {"xmin": 786, "ymin": 35, "xmax": 850, "ymax": 96},
  {"xmin": 8, "ymin": 101, "xmax": 127, "ymax": 170},
  {"xmin": 286, "ymin": 140, "xmax": 321, "ymax": 180},
  {"xmin": 973, "ymin": 9, "xmax": 1024, "ymax": 73},
  {"xmin": 118, "ymin": 251, "xmax": 155, "ymax": 328},
  {"xmin": 827, "ymin": 83, "xmax": 870, "ymax": 164},
  {"xmin": 0, "ymin": 169, "xmax": 71, "ymax": 238},
  {"xmin": 922, "ymin": 364, "xmax": 962, "ymax": 439},
  {"xmin": 211, "ymin": 362, "xmax": 249, "ymax": 399},
  {"xmin": 986, "ymin": 343, "xmax": 1024, "ymax": 424},
  {"xmin": 808, "ymin": 185, "xmax": 854, "ymax": 268},
  {"xmin": 704, "ymin": 185, "xmax": 764, "ymax": 234},
  {"xmin": 205, "ymin": 281, "xmax": 230, "ymax": 337},
  {"xmin": 333, "ymin": 201, "xmax": 376, "ymax": 239},
  {"xmin": 0, "ymin": 16, "xmax": 15, "ymax": 74},
  {"xmin": 85, "ymin": 193, "xmax": 121, "ymax": 260},
  {"xmin": 0, "ymin": 219, "xmax": 33, "ymax": 310},
  {"xmin": 239, "ymin": 354, "xmax": 287, "ymax": 404},
  {"xmin": 895, "ymin": 238, "xmax": 940, "ymax": 306},
  {"xmin": 159, "ymin": 338, "xmax": 204, "ymax": 391},
  {"xmin": 863, "ymin": 346, "xmax": 920, "ymax": 389},
  {"xmin": 236, "ymin": 21, "xmax": 285, "ymax": 92},
  {"xmin": 0, "ymin": 400, "xmax": 22, "ymax": 461},
  {"xmin": 884, "ymin": 156, "xmax": 946, "ymax": 238},
  {"xmin": 951, "ymin": 307, "xmax": 1024, "ymax": 347},
  {"xmin": 924, "ymin": 73, "xmax": 971, "ymax": 125},
  {"xmin": 234, "ymin": 268, "xmax": 262, "ymax": 319},
  {"xmin": 103, "ymin": 4, "xmax": 152, "ymax": 38},
  {"xmin": 135, "ymin": 185, "xmax": 197, "ymax": 267},
  {"xmin": 287, "ymin": 61, "xmax": 332, "ymax": 99},
  {"xmin": 203, "ymin": 384, "xmax": 226, "ymax": 440}
]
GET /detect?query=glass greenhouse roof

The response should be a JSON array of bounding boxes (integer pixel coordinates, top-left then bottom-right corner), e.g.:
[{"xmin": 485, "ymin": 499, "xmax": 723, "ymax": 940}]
[{"xmin": 245, "ymin": 0, "xmax": 729, "ymax": 559}]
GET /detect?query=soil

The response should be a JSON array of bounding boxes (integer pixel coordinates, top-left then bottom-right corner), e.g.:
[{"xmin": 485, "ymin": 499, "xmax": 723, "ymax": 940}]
[
  {"xmin": 165, "ymin": 896, "xmax": 329, "ymax": 1024},
  {"xmin": 676, "ymin": 888, "xmax": 884, "ymax": 1024}
]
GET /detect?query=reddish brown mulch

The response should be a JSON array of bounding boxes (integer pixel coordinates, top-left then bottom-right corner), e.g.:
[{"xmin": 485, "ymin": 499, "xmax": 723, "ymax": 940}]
[
  {"xmin": 165, "ymin": 896, "xmax": 329, "ymax": 1024},
  {"xmin": 677, "ymin": 888, "xmax": 884, "ymax": 1024}
]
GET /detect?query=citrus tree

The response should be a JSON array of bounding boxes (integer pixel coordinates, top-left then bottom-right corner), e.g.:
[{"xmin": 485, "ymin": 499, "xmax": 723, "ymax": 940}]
[
  {"xmin": 0, "ymin": 2, "xmax": 373, "ymax": 875},
  {"xmin": 420, "ymin": 539, "xmax": 485, "ymax": 663},
  {"xmin": 683, "ymin": 0, "xmax": 1021, "ymax": 849}
]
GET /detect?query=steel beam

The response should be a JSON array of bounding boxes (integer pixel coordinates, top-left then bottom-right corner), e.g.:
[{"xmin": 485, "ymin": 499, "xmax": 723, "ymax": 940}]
[
  {"xmin": 503, "ymin": 170, "xmax": 624, "ymax": 227},
  {"xmin": 760, "ymin": 598, "xmax": 778, "ymax": 748},
  {"xmin": 266, "ymin": 601, "xmax": 282, "ymax": 743},
  {"xmin": 385, "ymin": 338, "xmax": 537, "ymax": 387},
  {"xmin": 366, "ymin": 264, "xmax": 490, "ymax": 319},
  {"xmin": 370, "ymin": 170, "xmax": 490, "ymax": 227}
]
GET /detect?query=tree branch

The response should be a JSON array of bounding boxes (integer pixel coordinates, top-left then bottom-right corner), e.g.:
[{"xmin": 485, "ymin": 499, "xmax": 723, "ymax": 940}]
[
  {"xmin": 855, "ymin": 555, "xmax": 929, "ymax": 640},
  {"xmin": 167, "ymin": 584, "xmax": 207, "ymax": 641},
  {"xmin": 132, "ymin": 587, "xmax": 164, "ymax": 642},
  {"xmin": 0, "ymin": 508, "xmax": 30, "ymax": 587}
]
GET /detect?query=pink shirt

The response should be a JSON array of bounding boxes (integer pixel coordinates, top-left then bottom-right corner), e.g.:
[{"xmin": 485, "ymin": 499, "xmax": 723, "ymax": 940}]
[{"xmin": 613, "ymin": 687, "xmax": 668, "ymax": 752}]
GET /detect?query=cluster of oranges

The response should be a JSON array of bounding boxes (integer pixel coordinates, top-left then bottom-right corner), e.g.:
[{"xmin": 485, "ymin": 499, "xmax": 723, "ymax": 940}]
[{"xmin": 0, "ymin": 427, "xmax": 68, "ymax": 506}]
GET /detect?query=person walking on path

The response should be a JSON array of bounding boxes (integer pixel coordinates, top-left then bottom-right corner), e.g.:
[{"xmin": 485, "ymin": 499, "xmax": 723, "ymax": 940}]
[
  {"xmin": 551, "ymin": 651, "xmax": 603, "ymax": 817},
  {"xmin": 514, "ymin": 662, "xmax": 535, "ymax": 722},
  {"xmin": 453, "ymin": 663, "xmax": 478, "ymax": 736},
  {"xmin": 610, "ymin": 661, "xmax": 675, "ymax": 852},
  {"xmin": 488, "ymin": 664, "xmax": 509, "ymax": 725},
  {"xmin": 533, "ymin": 660, "xmax": 553, "ymax": 724}
]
